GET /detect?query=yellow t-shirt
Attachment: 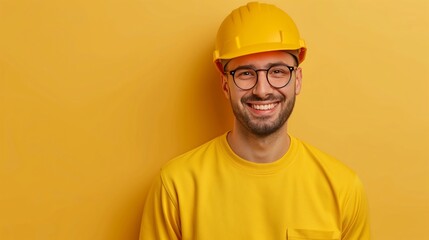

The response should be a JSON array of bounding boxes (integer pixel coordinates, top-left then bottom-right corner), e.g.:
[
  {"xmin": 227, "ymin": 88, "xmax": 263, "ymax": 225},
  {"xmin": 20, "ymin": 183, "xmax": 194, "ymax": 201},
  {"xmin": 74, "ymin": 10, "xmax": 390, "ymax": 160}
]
[{"xmin": 140, "ymin": 134, "xmax": 370, "ymax": 240}]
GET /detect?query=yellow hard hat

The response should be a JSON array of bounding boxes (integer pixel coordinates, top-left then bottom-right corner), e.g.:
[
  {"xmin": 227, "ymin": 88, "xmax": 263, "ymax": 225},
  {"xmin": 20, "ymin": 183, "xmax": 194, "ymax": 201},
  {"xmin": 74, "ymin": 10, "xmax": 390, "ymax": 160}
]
[{"xmin": 213, "ymin": 2, "xmax": 306, "ymax": 66}]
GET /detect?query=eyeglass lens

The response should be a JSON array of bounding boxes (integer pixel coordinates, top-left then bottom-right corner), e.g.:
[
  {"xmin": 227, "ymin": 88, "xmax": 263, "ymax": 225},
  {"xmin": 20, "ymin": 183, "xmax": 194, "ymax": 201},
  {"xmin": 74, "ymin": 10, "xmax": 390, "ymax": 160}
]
[{"xmin": 232, "ymin": 65, "xmax": 294, "ymax": 90}]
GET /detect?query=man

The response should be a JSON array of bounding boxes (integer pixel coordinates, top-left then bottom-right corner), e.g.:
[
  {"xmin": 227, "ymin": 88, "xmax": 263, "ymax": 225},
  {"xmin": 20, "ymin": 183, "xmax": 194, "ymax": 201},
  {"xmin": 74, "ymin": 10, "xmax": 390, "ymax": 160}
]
[{"xmin": 140, "ymin": 2, "xmax": 370, "ymax": 239}]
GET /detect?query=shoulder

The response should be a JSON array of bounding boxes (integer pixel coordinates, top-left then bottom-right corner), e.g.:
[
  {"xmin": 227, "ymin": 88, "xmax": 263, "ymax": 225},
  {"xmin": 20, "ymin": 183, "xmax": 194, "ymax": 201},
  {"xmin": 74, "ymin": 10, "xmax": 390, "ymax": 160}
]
[
  {"xmin": 292, "ymin": 137, "xmax": 368, "ymax": 205},
  {"xmin": 156, "ymin": 134, "xmax": 228, "ymax": 204},
  {"xmin": 160, "ymin": 133, "xmax": 227, "ymax": 178},
  {"xmin": 292, "ymin": 136, "xmax": 359, "ymax": 184},
  {"xmin": 163, "ymin": 134, "xmax": 224, "ymax": 168}
]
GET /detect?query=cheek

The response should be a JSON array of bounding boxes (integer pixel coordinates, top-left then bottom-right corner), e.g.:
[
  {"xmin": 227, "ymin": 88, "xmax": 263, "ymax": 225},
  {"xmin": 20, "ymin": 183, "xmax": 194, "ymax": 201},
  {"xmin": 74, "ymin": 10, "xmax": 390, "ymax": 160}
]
[
  {"xmin": 279, "ymin": 88, "xmax": 295, "ymax": 100},
  {"xmin": 229, "ymin": 90, "xmax": 240, "ymax": 102},
  {"xmin": 228, "ymin": 89, "xmax": 247, "ymax": 106}
]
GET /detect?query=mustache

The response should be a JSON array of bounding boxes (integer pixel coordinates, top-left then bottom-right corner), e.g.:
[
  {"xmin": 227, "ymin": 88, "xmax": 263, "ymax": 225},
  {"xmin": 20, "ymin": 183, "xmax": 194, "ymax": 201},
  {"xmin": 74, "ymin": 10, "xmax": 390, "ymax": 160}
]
[{"xmin": 241, "ymin": 94, "xmax": 285, "ymax": 102}]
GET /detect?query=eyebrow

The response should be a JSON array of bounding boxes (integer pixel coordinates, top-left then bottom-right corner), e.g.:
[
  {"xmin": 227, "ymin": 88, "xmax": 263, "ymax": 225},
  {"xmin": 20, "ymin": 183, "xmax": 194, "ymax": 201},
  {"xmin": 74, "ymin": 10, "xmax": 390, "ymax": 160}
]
[{"xmin": 227, "ymin": 61, "xmax": 293, "ymax": 71}]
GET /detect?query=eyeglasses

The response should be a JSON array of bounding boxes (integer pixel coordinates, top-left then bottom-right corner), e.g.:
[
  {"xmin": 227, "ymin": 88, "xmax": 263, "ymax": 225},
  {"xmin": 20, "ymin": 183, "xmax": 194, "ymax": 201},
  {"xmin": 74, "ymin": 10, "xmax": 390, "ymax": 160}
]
[{"xmin": 225, "ymin": 64, "xmax": 297, "ymax": 90}]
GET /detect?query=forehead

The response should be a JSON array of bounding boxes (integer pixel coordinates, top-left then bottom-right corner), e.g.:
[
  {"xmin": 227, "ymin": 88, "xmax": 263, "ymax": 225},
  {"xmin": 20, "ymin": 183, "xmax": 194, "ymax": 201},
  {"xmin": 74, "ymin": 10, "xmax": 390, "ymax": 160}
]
[{"xmin": 225, "ymin": 51, "xmax": 296, "ymax": 69}]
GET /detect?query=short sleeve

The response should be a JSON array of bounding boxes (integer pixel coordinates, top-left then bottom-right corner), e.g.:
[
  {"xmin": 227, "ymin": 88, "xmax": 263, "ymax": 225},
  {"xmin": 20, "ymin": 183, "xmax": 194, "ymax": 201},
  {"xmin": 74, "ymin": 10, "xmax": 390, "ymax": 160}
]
[
  {"xmin": 139, "ymin": 173, "xmax": 181, "ymax": 240},
  {"xmin": 341, "ymin": 175, "xmax": 371, "ymax": 239}
]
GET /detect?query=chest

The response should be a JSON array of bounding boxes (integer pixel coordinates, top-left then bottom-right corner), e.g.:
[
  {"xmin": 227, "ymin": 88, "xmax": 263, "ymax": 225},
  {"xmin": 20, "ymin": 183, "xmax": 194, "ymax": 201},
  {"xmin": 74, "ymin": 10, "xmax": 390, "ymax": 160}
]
[{"xmin": 176, "ymin": 170, "xmax": 342, "ymax": 239}]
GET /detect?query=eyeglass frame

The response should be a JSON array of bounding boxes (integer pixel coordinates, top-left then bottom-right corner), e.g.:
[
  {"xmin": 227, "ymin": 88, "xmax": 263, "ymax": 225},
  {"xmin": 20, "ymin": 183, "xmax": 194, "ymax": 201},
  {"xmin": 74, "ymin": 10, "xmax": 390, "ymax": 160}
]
[{"xmin": 224, "ymin": 64, "xmax": 298, "ymax": 90}]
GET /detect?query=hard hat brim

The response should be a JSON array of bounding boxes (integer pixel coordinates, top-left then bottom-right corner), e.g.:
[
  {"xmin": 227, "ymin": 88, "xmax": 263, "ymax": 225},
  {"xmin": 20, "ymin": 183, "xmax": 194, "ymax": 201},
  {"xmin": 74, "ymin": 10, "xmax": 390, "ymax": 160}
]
[{"xmin": 213, "ymin": 41, "xmax": 306, "ymax": 64}]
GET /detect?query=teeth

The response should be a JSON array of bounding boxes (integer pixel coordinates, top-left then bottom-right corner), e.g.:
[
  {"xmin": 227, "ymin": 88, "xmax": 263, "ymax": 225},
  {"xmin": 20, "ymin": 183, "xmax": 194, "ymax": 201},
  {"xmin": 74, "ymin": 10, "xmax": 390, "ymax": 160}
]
[{"xmin": 252, "ymin": 103, "xmax": 275, "ymax": 110}]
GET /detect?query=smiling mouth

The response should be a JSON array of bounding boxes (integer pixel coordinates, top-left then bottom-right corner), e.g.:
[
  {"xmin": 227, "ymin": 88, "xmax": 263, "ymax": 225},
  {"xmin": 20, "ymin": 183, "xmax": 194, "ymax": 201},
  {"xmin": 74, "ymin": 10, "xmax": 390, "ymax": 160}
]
[{"xmin": 250, "ymin": 103, "xmax": 277, "ymax": 110}]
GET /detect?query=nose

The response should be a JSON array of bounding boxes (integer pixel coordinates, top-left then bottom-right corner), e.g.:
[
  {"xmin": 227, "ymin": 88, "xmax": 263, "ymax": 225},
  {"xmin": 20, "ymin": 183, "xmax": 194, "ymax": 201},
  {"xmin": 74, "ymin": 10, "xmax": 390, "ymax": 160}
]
[{"xmin": 252, "ymin": 71, "xmax": 274, "ymax": 97}]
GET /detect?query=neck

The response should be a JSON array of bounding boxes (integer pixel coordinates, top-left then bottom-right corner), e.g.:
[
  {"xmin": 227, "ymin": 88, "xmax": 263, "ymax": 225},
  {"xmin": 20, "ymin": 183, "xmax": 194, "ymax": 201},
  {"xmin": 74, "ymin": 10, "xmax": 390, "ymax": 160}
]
[{"xmin": 227, "ymin": 123, "xmax": 291, "ymax": 163}]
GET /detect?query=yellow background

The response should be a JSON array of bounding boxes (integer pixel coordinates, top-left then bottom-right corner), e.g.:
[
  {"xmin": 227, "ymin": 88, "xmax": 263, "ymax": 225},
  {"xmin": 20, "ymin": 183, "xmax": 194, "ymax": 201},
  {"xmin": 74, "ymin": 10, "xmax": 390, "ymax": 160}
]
[{"xmin": 1, "ymin": 0, "xmax": 428, "ymax": 239}]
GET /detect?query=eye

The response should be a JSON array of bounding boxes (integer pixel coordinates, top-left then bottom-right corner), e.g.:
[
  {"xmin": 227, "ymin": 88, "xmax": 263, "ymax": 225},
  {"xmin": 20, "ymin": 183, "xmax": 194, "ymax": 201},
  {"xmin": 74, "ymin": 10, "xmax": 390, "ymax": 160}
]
[
  {"xmin": 235, "ymin": 69, "xmax": 256, "ymax": 79},
  {"xmin": 269, "ymin": 66, "xmax": 290, "ymax": 78},
  {"xmin": 238, "ymin": 70, "xmax": 252, "ymax": 76},
  {"xmin": 271, "ymin": 68, "xmax": 287, "ymax": 74}
]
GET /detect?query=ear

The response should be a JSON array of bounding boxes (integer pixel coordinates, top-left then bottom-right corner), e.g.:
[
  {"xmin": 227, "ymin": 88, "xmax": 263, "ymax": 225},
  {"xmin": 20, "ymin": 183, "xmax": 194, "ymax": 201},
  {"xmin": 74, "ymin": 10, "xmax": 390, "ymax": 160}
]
[
  {"xmin": 221, "ymin": 74, "xmax": 231, "ymax": 99},
  {"xmin": 215, "ymin": 59, "xmax": 231, "ymax": 99},
  {"xmin": 215, "ymin": 61, "xmax": 224, "ymax": 74},
  {"xmin": 294, "ymin": 67, "xmax": 303, "ymax": 95}
]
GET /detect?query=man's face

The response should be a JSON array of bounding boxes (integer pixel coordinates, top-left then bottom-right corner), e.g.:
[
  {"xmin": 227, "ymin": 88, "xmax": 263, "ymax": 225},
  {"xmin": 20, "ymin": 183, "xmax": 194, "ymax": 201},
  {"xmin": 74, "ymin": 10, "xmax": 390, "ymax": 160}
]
[{"xmin": 222, "ymin": 51, "xmax": 302, "ymax": 137}]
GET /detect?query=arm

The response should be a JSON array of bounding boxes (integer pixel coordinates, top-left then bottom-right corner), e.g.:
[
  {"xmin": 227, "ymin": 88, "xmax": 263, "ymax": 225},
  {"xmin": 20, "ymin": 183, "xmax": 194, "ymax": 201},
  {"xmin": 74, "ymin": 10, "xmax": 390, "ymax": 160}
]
[
  {"xmin": 341, "ymin": 175, "xmax": 371, "ymax": 240},
  {"xmin": 139, "ymin": 174, "xmax": 181, "ymax": 240}
]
